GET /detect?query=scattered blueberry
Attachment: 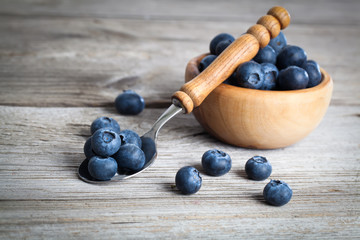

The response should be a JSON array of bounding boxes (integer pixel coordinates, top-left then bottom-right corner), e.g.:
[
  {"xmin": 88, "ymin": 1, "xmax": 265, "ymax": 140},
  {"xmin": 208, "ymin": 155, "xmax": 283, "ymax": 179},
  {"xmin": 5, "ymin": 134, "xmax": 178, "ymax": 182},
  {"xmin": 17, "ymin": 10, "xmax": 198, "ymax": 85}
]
[
  {"xmin": 91, "ymin": 128, "xmax": 121, "ymax": 157},
  {"xmin": 175, "ymin": 166, "xmax": 202, "ymax": 195},
  {"xmin": 278, "ymin": 66, "xmax": 309, "ymax": 90},
  {"xmin": 209, "ymin": 33, "xmax": 235, "ymax": 55},
  {"xmin": 215, "ymin": 39, "xmax": 233, "ymax": 56},
  {"xmin": 115, "ymin": 90, "xmax": 145, "ymax": 115},
  {"xmin": 234, "ymin": 61, "xmax": 265, "ymax": 89},
  {"xmin": 88, "ymin": 156, "xmax": 118, "ymax": 181},
  {"xmin": 84, "ymin": 137, "xmax": 96, "ymax": 159},
  {"xmin": 261, "ymin": 63, "xmax": 279, "ymax": 90},
  {"xmin": 302, "ymin": 60, "xmax": 322, "ymax": 88},
  {"xmin": 245, "ymin": 156, "xmax": 272, "ymax": 181},
  {"xmin": 263, "ymin": 179, "xmax": 293, "ymax": 206},
  {"xmin": 201, "ymin": 149, "xmax": 231, "ymax": 176},
  {"xmin": 276, "ymin": 45, "xmax": 307, "ymax": 70},
  {"xmin": 199, "ymin": 54, "xmax": 217, "ymax": 72},
  {"xmin": 269, "ymin": 31, "xmax": 287, "ymax": 55},
  {"xmin": 119, "ymin": 129, "xmax": 142, "ymax": 148},
  {"xmin": 253, "ymin": 45, "xmax": 277, "ymax": 64},
  {"xmin": 90, "ymin": 116, "xmax": 120, "ymax": 135},
  {"xmin": 113, "ymin": 144, "xmax": 146, "ymax": 172}
]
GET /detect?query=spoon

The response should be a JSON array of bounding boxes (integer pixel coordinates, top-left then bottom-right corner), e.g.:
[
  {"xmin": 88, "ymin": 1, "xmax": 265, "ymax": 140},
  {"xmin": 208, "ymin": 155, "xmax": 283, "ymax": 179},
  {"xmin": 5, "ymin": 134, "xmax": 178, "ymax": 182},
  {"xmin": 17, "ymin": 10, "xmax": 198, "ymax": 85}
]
[{"xmin": 78, "ymin": 6, "xmax": 290, "ymax": 183}]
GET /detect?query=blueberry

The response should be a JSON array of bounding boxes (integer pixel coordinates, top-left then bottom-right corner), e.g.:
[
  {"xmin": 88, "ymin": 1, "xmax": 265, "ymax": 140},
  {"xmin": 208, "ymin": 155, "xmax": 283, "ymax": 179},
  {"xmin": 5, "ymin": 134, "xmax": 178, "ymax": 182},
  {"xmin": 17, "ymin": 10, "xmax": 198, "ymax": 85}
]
[
  {"xmin": 175, "ymin": 166, "xmax": 202, "ymax": 195},
  {"xmin": 276, "ymin": 45, "xmax": 307, "ymax": 70},
  {"xmin": 223, "ymin": 72, "xmax": 237, "ymax": 85},
  {"xmin": 234, "ymin": 61, "xmax": 265, "ymax": 89},
  {"xmin": 245, "ymin": 156, "xmax": 272, "ymax": 181},
  {"xmin": 199, "ymin": 54, "xmax": 217, "ymax": 72},
  {"xmin": 215, "ymin": 39, "xmax": 233, "ymax": 56},
  {"xmin": 209, "ymin": 33, "xmax": 235, "ymax": 55},
  {"xmin": 119, "ymin": 129, "xmax": 142, "ymax": 148},
  {"xmin": 115, "ymin": 90, "xmax": 145, "ymax": 115},
  {"xmin": 88, "ymin": 156, "xmax": 118, "ymax": 181},
  {"xmin": 90, "ymin": 117, "xmax": 120, "ymax": 135},
  {"xmin": 201, "ymin": 149, "xmax": 231, "ymax": 176},
  {"xmin": 261, "ymin": 63, "xmax": 279, "ymax": 90},
  {"xmin": 253, "ymin": 45, "xmax": 276, "ymax": 64},
  {"xmin": 113, "ymin": 144, "xmax": 145, "ymax": 172},
  {"xmin": 302, "ymin": 60, "xmax": 322, "ymax": 88},
  {"xmin": 91, "ymin": 128, "xmax": 121, "ymax": 157},
  {"xmin": 278, "ymin": 66, "xmax": 309, "ymax": 90},
  {"xmin": 263, "ymin": 179, "xmax": 293, "ymax": 206},
  {"xmin": 140, "ymin": 136, "xmax": 156, "ymax": 164},
  {"xmin": 84, "ymin": 137, "xmax": 96, "ymax": 159},
  {"xmin": 269, "ymin": 31, "xmax": 287, "ymax": 55}
]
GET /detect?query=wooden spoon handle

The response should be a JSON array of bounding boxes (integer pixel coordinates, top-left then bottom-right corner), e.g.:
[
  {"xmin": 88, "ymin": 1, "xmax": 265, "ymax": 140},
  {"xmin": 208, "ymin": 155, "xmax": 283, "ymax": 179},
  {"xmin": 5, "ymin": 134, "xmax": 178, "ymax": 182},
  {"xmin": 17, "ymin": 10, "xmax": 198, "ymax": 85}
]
[{"xmin": 172, "ymin": 6, "xmax": 291, "ymax": 113}]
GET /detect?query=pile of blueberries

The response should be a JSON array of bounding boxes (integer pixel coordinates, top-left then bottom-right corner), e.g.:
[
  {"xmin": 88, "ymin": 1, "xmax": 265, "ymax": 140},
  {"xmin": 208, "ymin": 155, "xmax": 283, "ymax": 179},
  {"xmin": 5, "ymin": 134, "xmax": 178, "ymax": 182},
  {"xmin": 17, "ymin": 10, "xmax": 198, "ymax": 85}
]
[
  {"xmin": 84, "ymin": 117, "xmax": 146, "ymax": 181},
  {"xmin": 176, "ymin": 150, "xmax": 292, "ymax": 206},
  {"xmin": 200, "ymin": 31, "xmax": 322, "ymax": 90},
  {"xmin": 83, "ymin": 90, "xmax": 146, "ymax": 181}
]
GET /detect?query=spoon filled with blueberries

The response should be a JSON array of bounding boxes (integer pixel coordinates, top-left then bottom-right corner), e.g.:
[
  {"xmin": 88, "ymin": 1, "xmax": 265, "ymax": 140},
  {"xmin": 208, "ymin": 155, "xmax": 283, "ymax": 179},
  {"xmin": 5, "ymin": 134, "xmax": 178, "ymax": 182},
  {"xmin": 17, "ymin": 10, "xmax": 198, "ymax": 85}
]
[{"xmin": 78, "ymin": 6, "xmax": 292, "ymax": 183}]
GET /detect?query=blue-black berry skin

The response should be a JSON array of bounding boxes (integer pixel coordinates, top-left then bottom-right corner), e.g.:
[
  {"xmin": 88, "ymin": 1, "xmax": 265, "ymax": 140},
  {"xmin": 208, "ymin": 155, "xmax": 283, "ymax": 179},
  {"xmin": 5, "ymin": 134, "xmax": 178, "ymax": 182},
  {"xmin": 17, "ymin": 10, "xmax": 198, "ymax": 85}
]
[
  {"xmin": 201, "ymin": 149, "xmax": 231, "ymax": 176},
  {"xmin": 84, "ymin": 137, "xmax": 96, "ymax": 159},
  {"xmin": 88, "ymin": 156, "xmax": 118, "ymax": 181},
  {"xmin": 278, "ymin": 66, "xmax": 309, "ymax": 90},
  {"xmin": 235, "ymin": 61, "xmax": 265, "ymax": 89},
  {"xmin": 245, "ymin": 156, "xmax": 272, "ymax": 181},
  {"xmin": 261, "ymin": 63, "xmax": 279, "ymax": 90},
  {"xmin": 199, "ymin": 55, "xmax": 217, "ymax": 72},
  {"xmin": 113, "ymin": 144, "xmax": 145, "ymax": 172},
  {"xmin": 91, "ymin": 128, "xmax": 121, "ymax": 157},
  {"xmin": 209, "ymin": 33, "xmax": 235, "ymax": 55},
  {"xmin": 90, "ymin": 117, "xmax": 120, "ymax": 135},
  {"xmin": 215, "ymin": 39, "xmax": 233, "ymax": 56},
  {"xmin": 276, "ymin": 45, "xmax": 307, "ymax": 70},
  {"xmin": 115, "ymin": 90, "xmax": 145, "ymax": 115},
  {"xmin": 119, "ymin": 129, "xmax": 142, "ymax": 148},
  {"xmin": 253, "ymin": 45, "xmax": 277, "ymax": 64},
  {"xmin": 302, "ymin": 60, "xmax": 322, "ymax": 88},
  {"xmin": 263, "ymin": 180, "xmax": 293, "ymax": 206},
  {"xmin": 175, "ymin": 166, "xmax": 202, "ymax": 195},
  {"xmin": 269, "ymin": 31, "xmax": 287, "ymax": 55}
]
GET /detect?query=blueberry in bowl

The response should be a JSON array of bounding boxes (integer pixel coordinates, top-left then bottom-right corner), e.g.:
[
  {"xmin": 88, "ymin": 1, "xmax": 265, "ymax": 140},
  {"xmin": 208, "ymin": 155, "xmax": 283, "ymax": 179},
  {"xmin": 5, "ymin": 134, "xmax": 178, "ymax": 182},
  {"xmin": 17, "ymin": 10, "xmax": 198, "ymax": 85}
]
[
  {"xmin": 234, "ymin": 61, "xmax": 265, "ymax": 89},
  {"xmin": 209, "ymin": 33, "xmax": 235, "ymax": 55}
]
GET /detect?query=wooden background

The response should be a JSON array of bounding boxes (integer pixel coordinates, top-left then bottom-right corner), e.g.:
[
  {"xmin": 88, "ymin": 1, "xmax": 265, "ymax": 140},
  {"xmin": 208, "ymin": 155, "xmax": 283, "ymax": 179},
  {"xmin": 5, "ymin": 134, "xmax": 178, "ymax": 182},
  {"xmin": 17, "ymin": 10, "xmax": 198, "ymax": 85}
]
[{"xmin": 0, "ymin": 0, "xmax": 359, "ymax": 239}]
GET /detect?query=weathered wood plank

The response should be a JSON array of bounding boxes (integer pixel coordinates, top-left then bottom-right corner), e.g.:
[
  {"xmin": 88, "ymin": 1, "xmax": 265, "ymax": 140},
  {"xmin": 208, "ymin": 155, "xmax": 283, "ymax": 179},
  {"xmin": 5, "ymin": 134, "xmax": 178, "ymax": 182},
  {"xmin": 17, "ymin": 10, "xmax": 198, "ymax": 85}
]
[
  {"xmin": 0, "ymin": 15, "xmax": 359, "ymax": 107},
  {"xmin": 0, "ymin": 0, "xmax": 359, "ymax": 26},
  {"xmin": 0, "ymin": 106, "xmax": 359, "ymax": 239}
]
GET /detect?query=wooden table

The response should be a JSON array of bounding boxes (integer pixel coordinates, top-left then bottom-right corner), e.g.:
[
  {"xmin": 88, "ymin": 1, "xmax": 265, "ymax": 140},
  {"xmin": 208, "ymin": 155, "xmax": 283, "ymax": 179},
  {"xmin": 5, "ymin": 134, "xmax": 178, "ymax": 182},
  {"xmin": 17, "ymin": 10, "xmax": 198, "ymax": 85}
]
[{"xmin": 1, "ymin": 1, "xmax": 359, "ymax": 239}]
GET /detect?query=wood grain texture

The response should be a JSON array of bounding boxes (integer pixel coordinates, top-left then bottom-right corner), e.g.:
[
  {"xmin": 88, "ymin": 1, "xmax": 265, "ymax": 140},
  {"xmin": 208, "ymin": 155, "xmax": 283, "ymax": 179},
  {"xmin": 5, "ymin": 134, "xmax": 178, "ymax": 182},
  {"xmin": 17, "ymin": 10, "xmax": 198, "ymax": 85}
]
[{"xmin": 0, "ymin": 0, "xmax": 360, "ymax": 239}]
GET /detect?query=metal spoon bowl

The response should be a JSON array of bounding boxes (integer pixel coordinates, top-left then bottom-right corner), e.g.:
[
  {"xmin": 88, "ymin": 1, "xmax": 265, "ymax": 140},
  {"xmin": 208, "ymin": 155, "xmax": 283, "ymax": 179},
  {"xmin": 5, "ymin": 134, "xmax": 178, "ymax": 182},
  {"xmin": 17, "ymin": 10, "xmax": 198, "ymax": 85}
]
[{"xmin": 78, "ymin": 103, "xmax": 183, "ymax": 183}]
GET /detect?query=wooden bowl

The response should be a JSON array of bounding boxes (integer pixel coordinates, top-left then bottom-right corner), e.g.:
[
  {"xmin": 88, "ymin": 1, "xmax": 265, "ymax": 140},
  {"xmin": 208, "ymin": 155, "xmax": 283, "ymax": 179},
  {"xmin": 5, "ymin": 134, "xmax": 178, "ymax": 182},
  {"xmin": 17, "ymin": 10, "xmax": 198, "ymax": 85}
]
[{"xmin": 185, "ymin": 53, "xmax": 333, "ymax": 149}]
